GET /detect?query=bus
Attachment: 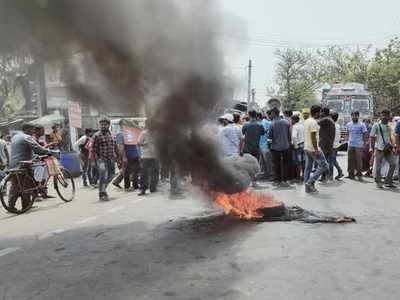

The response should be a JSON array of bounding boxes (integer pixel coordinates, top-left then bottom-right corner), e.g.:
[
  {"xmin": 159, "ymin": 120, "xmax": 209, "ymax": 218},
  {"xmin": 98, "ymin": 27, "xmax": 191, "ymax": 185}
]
[{"xmin": 323, "ymin": 83, "xmax": 374, "ymax": 149}]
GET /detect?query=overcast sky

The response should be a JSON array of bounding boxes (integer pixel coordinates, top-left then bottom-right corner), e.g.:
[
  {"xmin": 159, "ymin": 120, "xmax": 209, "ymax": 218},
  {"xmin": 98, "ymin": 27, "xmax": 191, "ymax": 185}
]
[{"xmin": 219, "ymin": 0, "xmax": 400, "ymax": 105}]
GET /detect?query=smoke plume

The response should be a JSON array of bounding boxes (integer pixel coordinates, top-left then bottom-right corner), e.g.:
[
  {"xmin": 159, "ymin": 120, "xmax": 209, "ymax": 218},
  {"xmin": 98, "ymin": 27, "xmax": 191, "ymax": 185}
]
[{"xmin": 0, "ymin": 0, "xmax": 247, "ymax": 193}]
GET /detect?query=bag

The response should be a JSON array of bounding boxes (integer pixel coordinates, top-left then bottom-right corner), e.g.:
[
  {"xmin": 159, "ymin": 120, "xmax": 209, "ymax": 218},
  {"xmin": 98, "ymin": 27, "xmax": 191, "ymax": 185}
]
[
  {"xmin": 46, "ymin": 157, "xmax": 62, "ymax": 176},
  {"xmin": 378, "ymin": 124, "xmax": 393, "ymax": 157},
  {"xmin": 79, "ymin": 137, "xmax": 90, "ymax": 156}
]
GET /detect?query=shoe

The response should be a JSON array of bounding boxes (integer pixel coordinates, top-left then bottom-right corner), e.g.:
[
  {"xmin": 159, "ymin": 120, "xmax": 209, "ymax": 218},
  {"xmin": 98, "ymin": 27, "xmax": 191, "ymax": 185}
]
[
  {"xmin": 335, "ymin": 173, "xmax": 344, "ymax": 180},
  {"xmin": 99, "ymin": 192, "xmax": 110, "ymax": 201},
  {"xmin": 357, "ymin": 176, "xmax": 364, "ymax": 182},
  {"xmin": 150, "ymin": 189, "xmax": 157, "ymax": 193},
  {"xmin": 272, "ymin": 181, "xmax": 281, "ymax": 186},
  {"xmin": 42, "ymin": 194, "xmax": 56, "ymax": 199},
  {"xmin": 279, "ymin": 181, "xmax": 290, "ymax": 188},
  {"xmin": 305, "ymin": 183, "xmax": 318, "ymax": 193},
  {"xmin": 345, "ymin": 175, "xmax": 355, "ymax": 180},
  {"xmin": 138, "ymin": 191, "xmax": 146, "ymax": 196},
  {"xmin": 376, "ymin": 182, "xmax": 384, "ymax": 189},
  {"xmin": 384, "ymin": 183, "xmax": 397, "ymax": 189},
  {"xmin": 112, "ymin": 182, "xmax": 122, "ymax": 189},
  {"xmin": 83, "ymin": 182, "xmax": 88, "ymax": 187}
]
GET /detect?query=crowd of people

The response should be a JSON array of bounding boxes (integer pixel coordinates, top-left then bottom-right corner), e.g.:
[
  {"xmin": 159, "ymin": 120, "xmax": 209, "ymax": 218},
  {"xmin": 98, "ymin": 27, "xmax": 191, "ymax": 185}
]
[
  {"xmin": 219, "ymin": 105, "xmax": 400, "ymax": 193},
  {"xmin": 2, "ymin": 104, "xmax": 400, "ymax": 211}
]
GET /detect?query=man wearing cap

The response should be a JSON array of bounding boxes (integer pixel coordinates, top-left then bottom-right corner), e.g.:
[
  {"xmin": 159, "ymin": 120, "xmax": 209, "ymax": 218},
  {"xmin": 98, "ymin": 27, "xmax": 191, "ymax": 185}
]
[{"xmin": 220, "ymin": 113, "xmax": 242, "ymax": 158}]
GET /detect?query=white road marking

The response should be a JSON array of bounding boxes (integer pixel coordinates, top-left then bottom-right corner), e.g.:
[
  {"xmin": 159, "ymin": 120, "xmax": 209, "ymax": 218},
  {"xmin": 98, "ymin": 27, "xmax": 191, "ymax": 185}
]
[
  {"xmin": 75, "ymin": 216, "xmax": 98, "ymax": 225},
  {"xmin": 106, "ymin": 206, "xmax": 126, "ymax": 214},
  {"xmin": 0, "ymin": 247, "xmax": 21, "ymax": 257}
]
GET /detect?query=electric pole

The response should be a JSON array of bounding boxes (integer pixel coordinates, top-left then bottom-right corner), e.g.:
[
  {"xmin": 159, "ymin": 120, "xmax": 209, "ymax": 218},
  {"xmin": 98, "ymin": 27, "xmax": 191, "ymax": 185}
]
[
  {"xmin": 247, "ymin": 59, "xmax": 252, "ymax": 104},
  {"xmin": 251, "ymin": 88, "xmax": 256, "ymax": 103}
]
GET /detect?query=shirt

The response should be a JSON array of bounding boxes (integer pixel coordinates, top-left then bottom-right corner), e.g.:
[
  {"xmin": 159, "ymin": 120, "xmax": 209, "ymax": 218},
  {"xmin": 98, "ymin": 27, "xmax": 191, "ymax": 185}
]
[
  {"xmin": 220, "ymin": 123, "xmax": 241, "ymax": 157},
  {"xmin": 48, "ymin": 131, "xmax": 63, "ymax": 148},
  {"xmin": 115, "ymin": 132, "xmax": 139, "ymax": 160},
  {"xmin": 304, "ymin": 117, "xmax": 320, "ymax": 152},
  {"xmin": 10, "ymin": 132, "xmax": 50, "ymax": 168},
  {"xmin": 0, "ymin": 139, "xmax": 8, "ymax": 166},
  {"xmin": 292, "ymin": 123, "xmax": 305, "ymax": 148},
  {"xmin": 334, "ymin": 123, "xmax": 341, "ymax": 149},
  {"xmin": 138, "ymin": 129, "xmax": 156, "ymax": 159},
  {"xmin": 242, "ymin": 119, "xmax": 265, "ymax": 154},
  {"xmin": 346, "ymin": 121, "xmax": 367, "ymax": 148},
  {"xmin": 259, "ymin": 119, "xmax": 272, "ymax": 151},
  {"xmin": 92, "ymin": 130, "xmax": 116, "ymax": 160},
  {"xmin": 268, "ymin": 118, "xmax": 291, "ymax": 151},
  {"xmin": 318, "ymin": 117, "xmax": 336, "ymax": 153},
  {"xmin": 370, "ymin": 122, "xmax": 392, "ymax": 151},
  {"xmin": 396, "ymin": 121, "xmax": 400, "ymax": 138}
]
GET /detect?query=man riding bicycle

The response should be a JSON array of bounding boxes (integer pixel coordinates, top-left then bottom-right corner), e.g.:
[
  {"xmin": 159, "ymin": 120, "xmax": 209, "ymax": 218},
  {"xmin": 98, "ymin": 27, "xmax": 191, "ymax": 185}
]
[{"xmin": 8, "ymin": 123, "xmax": 56, "ymax": 211}]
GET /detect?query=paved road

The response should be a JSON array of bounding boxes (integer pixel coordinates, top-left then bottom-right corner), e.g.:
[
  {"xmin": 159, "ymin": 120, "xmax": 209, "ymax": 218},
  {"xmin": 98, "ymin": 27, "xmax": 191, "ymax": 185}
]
[{"xmin": 1, "ymin": 154, "xmax": 400, "ymax": 300}]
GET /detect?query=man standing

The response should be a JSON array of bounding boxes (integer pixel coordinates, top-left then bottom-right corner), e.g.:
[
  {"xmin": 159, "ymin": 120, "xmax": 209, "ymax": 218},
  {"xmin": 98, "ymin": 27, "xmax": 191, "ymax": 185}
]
[
  {"xmin": 113, "ymin": 120, "xmax": 140, "ymax": 191},
  {"xmin": 303, "ymin": 105, "xmax": 329, "ymax": 193},
  {"xmin": 75, "ymin": 129, "xmax": 92, "ymax": 187},
  {"xmin": 92, "ymin": 118, "xmax": 117, "ymax": 201},
  {"xmin": 291, "ymin": 115, "xmax": 305, "ymax": 181},
  {"xmin": 220, "ymin": 114, "xmax": 241, "ymax": 158},
  {"xmin": 138, "ymin": 120, "xmax": 159, "ymax": 196},
  {"xmin": 268, "ymin": 107, "xmax": 291, "ymax": 187},
  {"xmin": 259, "ymin": 112, "xmax": 273, "ymax": 180},
  {"xmin": 370, "ymin": 110, "xmax": 396, "ymax": 188},
  {"xmin": 346, "ymin": 111, "xmax": 368, "ymax": 180},
  {"xmin": 331, "ymin": 112, "xmax": 344, "ymax": 180},
  {"xmin": 48, "ymin": 124, "xmax": 63, "ymax": 150},
  {"xmin": 241, "ymin": 110, "xmax": 265, "ymax": 160},
  {"xmin": 318, "ymin": 107, "xmax": 336, "ymax": 181}
]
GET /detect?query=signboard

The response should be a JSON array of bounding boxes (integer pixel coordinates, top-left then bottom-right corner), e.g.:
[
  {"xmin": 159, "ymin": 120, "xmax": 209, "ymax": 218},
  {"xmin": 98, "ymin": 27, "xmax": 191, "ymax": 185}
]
[
  {"xmin": 68, "ymin": 101, "xmax": 82, "ymax": 128},
  {"xmin": 122, "ymin": 125, "xmax": 141, "ymax": 145}
]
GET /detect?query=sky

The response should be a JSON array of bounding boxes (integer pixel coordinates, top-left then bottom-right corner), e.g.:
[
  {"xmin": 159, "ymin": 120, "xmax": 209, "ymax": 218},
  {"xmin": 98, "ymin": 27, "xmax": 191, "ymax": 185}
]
[{"xmin": 219, "ymin": 0, "xmax": 400, "ymax": 106}]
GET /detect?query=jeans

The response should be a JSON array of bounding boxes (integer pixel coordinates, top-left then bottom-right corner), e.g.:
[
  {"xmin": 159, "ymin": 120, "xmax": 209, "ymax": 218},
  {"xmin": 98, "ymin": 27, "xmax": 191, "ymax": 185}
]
[
  {"xmin": 304, "ymin": 150, "xmax": 329, "ymax": 184},
  {"xmin": 140, "ymin": 158, "xmax": 159, "ymax": 192},
  {"xmin": 375, "ymin": 150, "xmax": 396, "ymax": 184},
  {"xmin": 124, "ymin": 158, "xmax": 140, "ymax": 189},
  {"xmin": 81, "ymin": 154, "xmax": 92, "ymax": 185},
  {"xmin": 97, "ymin": 159, "xmax": 115, "ymax": 195},
  {"xmin": 259, "ymin": 149, "xmax": 273, "ymax": 179},
  {"xmin": 271, "ymin": 149, "xmax": 291, "ymax": 182},
  {"xmin": 293, "ymin": 145, "xmax": 305, "ymax": 179},
  {"xmin": 329, "ymin": 149, "xmax": 343, "ymax": 177}
]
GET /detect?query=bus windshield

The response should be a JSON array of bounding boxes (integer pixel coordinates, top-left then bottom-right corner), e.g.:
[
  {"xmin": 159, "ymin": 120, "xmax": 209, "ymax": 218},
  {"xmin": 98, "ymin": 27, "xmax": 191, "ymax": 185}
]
[
  {"xmin": 352, "ymin": 99, "xmax": 369, "ymax": 111},
  {"xmin": 327, "ymin": 100, "xmax": 344, "ymax": 112}
]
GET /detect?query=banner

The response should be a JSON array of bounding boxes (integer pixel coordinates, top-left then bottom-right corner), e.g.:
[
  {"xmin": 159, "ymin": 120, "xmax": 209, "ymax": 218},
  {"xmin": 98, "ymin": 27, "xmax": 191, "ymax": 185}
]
[{"xmin": 68, "ymin": 101, "xmax": 82, "ymax": 128}]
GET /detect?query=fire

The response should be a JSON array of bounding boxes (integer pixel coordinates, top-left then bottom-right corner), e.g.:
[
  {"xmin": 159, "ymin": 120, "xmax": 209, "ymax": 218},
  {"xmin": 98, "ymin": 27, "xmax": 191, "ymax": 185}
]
[{"xmin": 214, "ymin": 189, "xmax": 283, "ymax": 220}]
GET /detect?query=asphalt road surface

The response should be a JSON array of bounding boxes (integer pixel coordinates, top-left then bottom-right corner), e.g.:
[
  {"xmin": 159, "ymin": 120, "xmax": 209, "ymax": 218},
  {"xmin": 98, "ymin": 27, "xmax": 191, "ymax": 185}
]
[{"xmin": 1, "ymin": 154, "xmax": 400, "ymax": 300}]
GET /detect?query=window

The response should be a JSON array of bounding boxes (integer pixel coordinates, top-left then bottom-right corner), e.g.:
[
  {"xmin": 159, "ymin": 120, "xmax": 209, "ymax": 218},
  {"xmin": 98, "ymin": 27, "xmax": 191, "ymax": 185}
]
[
  {"xmin": 352, "ymin": 99, "xmax": 369, "ymax": 111},
  {"xmin": 327, "ymin": 100, "xmax": 344, "ymax": 112}
]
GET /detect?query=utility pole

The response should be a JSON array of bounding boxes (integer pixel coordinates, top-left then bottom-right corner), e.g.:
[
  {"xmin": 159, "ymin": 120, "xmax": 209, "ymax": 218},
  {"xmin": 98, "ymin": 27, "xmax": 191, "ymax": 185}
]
[
  {"xmin": 247, "ymin": 59, "xmax": 252, "ymax": 104},
  {"xmin": 251, "ymin": 88, "xmax": 256, "ymax": 103}
]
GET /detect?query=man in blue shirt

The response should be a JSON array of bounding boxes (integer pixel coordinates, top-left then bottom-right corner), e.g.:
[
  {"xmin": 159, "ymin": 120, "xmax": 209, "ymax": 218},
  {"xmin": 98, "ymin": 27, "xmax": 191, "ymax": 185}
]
[
  {"xmin": 268, "ymin": 107, "xmax": 292, "ymax": 186},
  {"xmin": 112, "ymin": 120, "xmax": 140, "ymax": 191},
  {"xmin": 259, "ymin": 111, "xmax": 273, "ymax": 179},
  {"xmin": 346, "ymin": 111, "xmax": 367, "ymax": 180}
]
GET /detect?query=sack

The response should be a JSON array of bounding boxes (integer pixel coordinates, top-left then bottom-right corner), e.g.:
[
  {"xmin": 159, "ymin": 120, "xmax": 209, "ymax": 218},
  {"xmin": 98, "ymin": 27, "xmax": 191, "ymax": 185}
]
[
  {"xmin": 378, "ymin": 124, "xmax": 393, "ymax": 157},
  {"xmin": 383, "ymin": 143, "xmax": 394, "ymax": 157},
  {"xmin": 46, "ymin": 157, "xmax": 62, "ymax": 176}
]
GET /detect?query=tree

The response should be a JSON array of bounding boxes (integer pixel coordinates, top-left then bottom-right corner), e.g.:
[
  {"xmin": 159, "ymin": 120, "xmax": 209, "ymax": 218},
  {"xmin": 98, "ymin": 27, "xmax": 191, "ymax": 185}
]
[
  {"xmin": 274, "ymin": 49, "xmax": 320, "ymax": 110},
  {"xmin": 367, "ymin": 38, "xmax": 400, "ymax": 114}
]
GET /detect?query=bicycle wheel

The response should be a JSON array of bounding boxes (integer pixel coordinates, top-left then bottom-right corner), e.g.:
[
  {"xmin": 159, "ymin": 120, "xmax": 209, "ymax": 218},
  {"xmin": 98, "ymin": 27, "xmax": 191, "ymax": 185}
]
[
  {"xmin": 54, "ymin": 168, "xmax": 75, "ymax": 202},
  {"xmin": 0, "ymin": 172, "xmax": 37, "ymax": 214}
]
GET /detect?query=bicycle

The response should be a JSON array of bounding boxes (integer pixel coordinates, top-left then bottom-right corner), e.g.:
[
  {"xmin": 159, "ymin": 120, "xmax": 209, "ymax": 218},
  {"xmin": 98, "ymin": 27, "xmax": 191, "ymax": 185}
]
[{"xmin": 0, "ymin": 154, "xmax": 76, "ymax": 214}]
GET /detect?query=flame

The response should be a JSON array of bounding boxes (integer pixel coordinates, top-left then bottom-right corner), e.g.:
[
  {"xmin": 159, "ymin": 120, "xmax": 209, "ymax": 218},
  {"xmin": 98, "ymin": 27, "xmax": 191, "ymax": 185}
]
[{"xmin": 214, "ymin": 189, "xmax": 283, "ymax": 220}]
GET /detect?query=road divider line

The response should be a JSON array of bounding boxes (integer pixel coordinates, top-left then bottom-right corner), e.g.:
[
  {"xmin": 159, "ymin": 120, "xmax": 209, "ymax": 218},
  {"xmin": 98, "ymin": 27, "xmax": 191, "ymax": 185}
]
[
  {"xmin": 106, "ymin": 206, "xmax": 126, "ymax": 214},
  {"xmin": 75, "ymin": 216, "xmax": 98, "ymax": 225},
  {"xmin": 0, "ymin": 247, "xmax": 21, "ymax": 257}
]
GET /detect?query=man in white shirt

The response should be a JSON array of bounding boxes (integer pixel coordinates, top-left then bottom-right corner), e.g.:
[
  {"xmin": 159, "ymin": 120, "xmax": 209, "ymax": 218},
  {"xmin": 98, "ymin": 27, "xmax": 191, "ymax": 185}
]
[
  {"xmin": 220, "ymin": 114, "xmax": 241, "ymax": 158},
  {"xmin": 303, "ymin": 105, "xmax": 329, "ymax": 193},
  {"xmin": 291, "ymin": 115, "xmax": 305, "ymax": 181},
  {"xmin": 331, "ymin": 112, "xmax": 344, "ymax": 180}
]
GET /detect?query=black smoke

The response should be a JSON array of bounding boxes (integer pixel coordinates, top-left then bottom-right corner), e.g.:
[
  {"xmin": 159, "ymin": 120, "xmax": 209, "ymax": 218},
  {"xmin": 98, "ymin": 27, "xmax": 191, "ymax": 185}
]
[{"xmin": 0, "ymin": 0, "xmax": 247, "ymax": 193}]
